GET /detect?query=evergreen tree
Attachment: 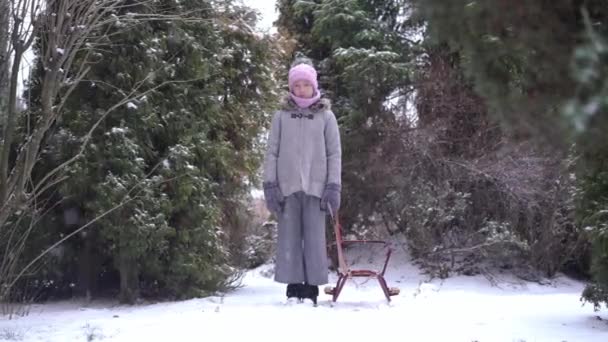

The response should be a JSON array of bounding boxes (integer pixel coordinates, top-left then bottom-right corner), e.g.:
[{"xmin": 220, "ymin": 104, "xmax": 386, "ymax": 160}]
[
  {"xmin": 25, "ymin": 0, "xmax": 277, "ymax": 302},
  {"xmin": 277, "ymin": 0, "xmax": 589, "ymax": 281},
  {"xmin": 572, "ymin": 14, "xmax": 608, "ymax": 309},
  {"xmin": 415, "ymin": 0, "xmax": 608, "ymax": 307},
  {"xmin": 276, "ymin": 0, "xmax": 418, "ymax": 230},
  {"xmin": 414, "ymin": 0, "xmax": 607, "ymax": 145}
]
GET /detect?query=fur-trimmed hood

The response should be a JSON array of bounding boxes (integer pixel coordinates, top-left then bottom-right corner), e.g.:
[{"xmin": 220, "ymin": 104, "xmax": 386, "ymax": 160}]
[{"xmin": 279, "ymin": 94, "xmax": 332, "ymax": 113}]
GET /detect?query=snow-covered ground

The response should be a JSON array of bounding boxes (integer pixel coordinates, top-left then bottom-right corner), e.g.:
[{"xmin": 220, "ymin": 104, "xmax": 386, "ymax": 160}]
[{"xmin": 1, "ymin": 240, "xmax": 607, "ymax": 342}]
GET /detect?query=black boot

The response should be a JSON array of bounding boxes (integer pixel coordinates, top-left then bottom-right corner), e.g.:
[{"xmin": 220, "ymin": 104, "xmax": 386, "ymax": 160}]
[
  {"xmin": 286, "ymin": 283, "xmax": 302, "ymax": 299},
  {"xmin": 300, "ymin": 284, "xmax": 319, "ymax": 305}
]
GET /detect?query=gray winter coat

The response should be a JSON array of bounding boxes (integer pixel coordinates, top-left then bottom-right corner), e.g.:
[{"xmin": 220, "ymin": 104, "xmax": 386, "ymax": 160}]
[{"xmin": 263, "ymin": 96, "xmax": 341, "ymax": 198}]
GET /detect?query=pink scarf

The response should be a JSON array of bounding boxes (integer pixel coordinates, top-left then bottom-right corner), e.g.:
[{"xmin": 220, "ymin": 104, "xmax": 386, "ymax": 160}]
[{"xmin": 290, "ymin": 91, "xmax": 321, "ymax": 109}]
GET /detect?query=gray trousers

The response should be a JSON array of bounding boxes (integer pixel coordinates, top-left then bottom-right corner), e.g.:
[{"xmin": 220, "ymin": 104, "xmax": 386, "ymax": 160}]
[{"xmin": 274, "ymin": 191, "xmax": 328, "ymax": 285}]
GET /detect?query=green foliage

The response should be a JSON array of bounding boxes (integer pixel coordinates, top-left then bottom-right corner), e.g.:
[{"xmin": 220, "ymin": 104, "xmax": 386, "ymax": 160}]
[
  {"xmin": 582, "ymin": 282, "xmax": 608, "ymax": 311},
  {"xmin": 20, "ymin": 0, "xmax": 278, "ymax": 302},
  {"xmin": 579, "ymin": 135, "xmax": 608, "ymax": 308},
  {"xmin": 276, "ymin": 0, "xmax": 417, "ymax": 232},
  {"xmin": 414, "ymin": 0, "xmax": 608, "ymax": 145},
  {"xmin": 570, "ymin": 8, "xmax": 608, "ymax": 311},
  {"xmin": 416, "ymin": 0, "xmax": 607, "ymax": 305},
  {"xmin": 278, "ymin": 1, "xmax": 591, "ymax": 282}
]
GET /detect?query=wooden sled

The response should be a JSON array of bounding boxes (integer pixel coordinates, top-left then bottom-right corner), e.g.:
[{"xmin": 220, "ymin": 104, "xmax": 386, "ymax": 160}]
[{"xmin": 324, "ymin": 208, "xmax": 400, "ymax": 302}]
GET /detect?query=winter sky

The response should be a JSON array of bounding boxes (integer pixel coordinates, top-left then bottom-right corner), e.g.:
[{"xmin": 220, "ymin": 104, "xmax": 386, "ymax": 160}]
[{"xmin": 243, "ymin": 0, "xmax": 278, "ymax": 32}]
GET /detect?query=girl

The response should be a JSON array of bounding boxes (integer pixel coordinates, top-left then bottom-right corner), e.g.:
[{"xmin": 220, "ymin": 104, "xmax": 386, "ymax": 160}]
[{"xmin": 263, "ymin": 58, "xmax": 342, "ymax": 305}]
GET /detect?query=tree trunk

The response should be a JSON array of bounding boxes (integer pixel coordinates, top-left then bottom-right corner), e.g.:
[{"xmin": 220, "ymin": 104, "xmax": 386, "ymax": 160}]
[
  {"xmin": 118, "ymin": 239, "xmax": 139, "ymax": 304},
  {"xmin": 77, "ymin": 227, "xmax": 101, "ymax": 301},
  {"xmin": 0, "ymin": 0, "xmax": 9, "ymax": 119}
]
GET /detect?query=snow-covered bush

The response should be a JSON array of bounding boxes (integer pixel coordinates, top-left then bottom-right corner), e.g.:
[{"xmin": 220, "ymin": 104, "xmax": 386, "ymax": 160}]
[
  {"xmin": 569, "ymin": 12, "xmax": 608, "ymax": 310},
  {"xmin": 9, "ymin": 0, "xmax": 279, "ymax": 303},
  {"xmin": 242, "ymin": 221, "xmax": 276, "ymax": 269}
]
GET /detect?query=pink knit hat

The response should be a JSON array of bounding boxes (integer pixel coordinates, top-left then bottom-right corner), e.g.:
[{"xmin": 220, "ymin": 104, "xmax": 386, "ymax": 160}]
[
  {"xmin": 288, "ymin": 63, "xmax": 321, "ymax": 108},
  {"xmin": 288, "ymin": 63, "xmax": 319, "ymax": 93}
]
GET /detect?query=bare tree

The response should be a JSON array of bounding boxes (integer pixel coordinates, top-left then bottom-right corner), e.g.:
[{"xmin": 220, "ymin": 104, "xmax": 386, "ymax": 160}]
[
  {"xmin": 0, "ymin": 0, "xmax": 209, "ymax": 303},
  {"xmin": 0, "ymin": 0, "xmax": 9, "ymax": 119}
]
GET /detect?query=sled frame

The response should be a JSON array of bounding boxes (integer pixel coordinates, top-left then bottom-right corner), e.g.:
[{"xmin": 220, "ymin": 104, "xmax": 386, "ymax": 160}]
[{"xmin": 325, "ymin": 209, "xmax": 399, "ymax": 302}]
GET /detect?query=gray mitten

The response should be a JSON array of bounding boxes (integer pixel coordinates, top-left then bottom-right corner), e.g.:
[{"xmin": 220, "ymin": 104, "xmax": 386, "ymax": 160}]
[
  {"xmin": 263, "ymin": 182, "xmax": 284, "ymax": 215},
  {"xmin": 320, "ymin": 183, "xmax": 341, "ymax": 213}
]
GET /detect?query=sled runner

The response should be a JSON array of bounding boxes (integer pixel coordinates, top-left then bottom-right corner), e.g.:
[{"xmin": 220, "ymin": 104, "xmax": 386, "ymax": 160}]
[{"xmin": 324, "ymin": 208, "xmax": 400, "ymax": 302}]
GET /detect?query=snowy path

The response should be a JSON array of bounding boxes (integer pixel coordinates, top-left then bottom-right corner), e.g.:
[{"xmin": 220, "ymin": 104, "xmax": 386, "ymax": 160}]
[{"xmin": 1, "ymin": 244, "xmax": 607, "ymax": 342}]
